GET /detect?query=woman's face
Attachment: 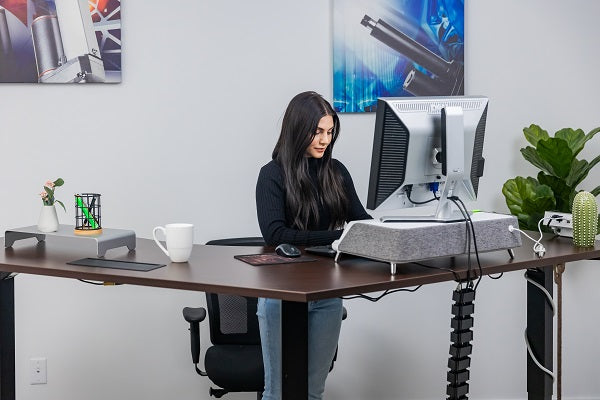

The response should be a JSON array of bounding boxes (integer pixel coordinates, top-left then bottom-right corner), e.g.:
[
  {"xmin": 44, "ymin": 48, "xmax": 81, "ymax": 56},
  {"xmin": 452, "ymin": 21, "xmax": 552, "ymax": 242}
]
[{"xmin": 305, "ymin": 115, "xmax": 334, "ymax": 158}]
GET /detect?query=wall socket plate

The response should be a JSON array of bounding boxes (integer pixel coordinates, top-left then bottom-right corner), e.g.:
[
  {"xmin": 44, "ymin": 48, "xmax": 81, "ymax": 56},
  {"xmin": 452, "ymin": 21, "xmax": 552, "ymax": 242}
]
[{"xmin": 29, "ymin": 357, "xmax": 47, "ymax": 385}]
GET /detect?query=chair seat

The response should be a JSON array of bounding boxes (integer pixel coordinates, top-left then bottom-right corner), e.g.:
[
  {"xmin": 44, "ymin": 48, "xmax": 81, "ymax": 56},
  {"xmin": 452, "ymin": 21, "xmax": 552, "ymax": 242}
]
[{"xmin": 205, "ymin": 344, "xmax": 264, "ymax": 392}]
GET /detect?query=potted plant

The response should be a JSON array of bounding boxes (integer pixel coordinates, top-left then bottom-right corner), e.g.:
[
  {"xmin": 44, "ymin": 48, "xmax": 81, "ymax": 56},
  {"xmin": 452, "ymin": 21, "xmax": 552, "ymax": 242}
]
[
  {"xmin": 37, "ymin": 178, "xmax": 65, "ymax": 232},
  {"xmin": 502, "ymin": 124, "xmax": 600, "ymax": 231}
]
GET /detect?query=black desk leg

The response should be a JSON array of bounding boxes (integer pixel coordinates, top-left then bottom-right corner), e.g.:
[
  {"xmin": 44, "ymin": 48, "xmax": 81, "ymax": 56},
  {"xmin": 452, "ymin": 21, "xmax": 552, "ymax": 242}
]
[
  {"xmin": 0, "ymin": 274, "xmax": 16, "ymax": 400},
  {"xmin": 526, "ymin": 267, "xmax": 553, "ymax": 400},
  {"xmin": 281, "ymin": 300, "xmax": 308, "ymax": 400}
]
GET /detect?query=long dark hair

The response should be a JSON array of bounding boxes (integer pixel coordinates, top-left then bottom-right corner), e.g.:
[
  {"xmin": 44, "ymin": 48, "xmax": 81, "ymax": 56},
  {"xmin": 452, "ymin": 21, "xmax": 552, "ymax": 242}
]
[{"xmin": 272, "ymin": 91, "xmax": 349, "ymax": 230}]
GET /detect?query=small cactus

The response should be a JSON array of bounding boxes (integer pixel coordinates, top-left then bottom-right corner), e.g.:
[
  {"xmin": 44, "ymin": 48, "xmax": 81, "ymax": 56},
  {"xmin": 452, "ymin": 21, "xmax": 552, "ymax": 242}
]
[{"xmin": 572, "ymin": 191, "xmax": 598, "ymax": 247}]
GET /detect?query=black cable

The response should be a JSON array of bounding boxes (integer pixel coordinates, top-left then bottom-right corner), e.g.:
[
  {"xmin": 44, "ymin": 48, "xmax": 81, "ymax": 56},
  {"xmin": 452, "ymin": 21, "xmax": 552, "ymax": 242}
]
[
  {"xmin": 78, "ymin": 279, "xmax": 104, "ymax": 285},
  {"xmin": 488, "ymin": 272, "xmax": 504, "ymax": 280},
  {"xmin": 78, "ymin": 279, "xmax": 122, "ymax": 286},
  {"xmin": 455, "ymin": 197, "xmax": 484, "ymax": 290},
  {"xmin": 450, "ymin": 197, "xmax": 484, "ymax": 290},
  {"xmin": 413, "ymin": 261, "xmax": 461, "ymax": 283},
  {"xmin": 341, "ymin": 285, "xmax": 422, "ymax": 301},
  {"xmin": 406, "ymin": 184, "xmax": 438, "ymax": 205},
  {"xmin": 448, "ymin": 197, "xmax": 473, "ymax": 287},
  {"xmin": 450, "ymin": 197, "xmax": 478, "ymax": 288}
]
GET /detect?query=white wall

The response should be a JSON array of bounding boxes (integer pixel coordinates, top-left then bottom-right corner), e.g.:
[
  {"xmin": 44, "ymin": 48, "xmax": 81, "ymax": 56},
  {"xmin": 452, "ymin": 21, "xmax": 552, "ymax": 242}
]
[{"xmin": 3, "ymin": 0, "xmax": 600, "ymax": 399}]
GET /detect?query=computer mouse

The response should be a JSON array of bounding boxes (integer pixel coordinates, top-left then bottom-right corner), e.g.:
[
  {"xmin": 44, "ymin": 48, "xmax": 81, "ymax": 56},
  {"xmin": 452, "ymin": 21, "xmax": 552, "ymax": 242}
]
[{"xmin": 275, "ymin": 243, "xmax": 301, "ymax": 258}]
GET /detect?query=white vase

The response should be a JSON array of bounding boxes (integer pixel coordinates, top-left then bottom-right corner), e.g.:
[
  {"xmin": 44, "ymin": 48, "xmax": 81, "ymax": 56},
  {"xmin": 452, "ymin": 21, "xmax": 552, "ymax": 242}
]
[{"xmin": 37, "ymin": 205, "xmax": 59, "ymax": 232}]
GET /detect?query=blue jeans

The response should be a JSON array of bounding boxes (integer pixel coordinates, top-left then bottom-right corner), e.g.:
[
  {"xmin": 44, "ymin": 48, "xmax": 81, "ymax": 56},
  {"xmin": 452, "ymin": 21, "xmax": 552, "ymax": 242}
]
[{"xmin": 257, "ymin": 297, "xmax": 343, "ymax": 400}]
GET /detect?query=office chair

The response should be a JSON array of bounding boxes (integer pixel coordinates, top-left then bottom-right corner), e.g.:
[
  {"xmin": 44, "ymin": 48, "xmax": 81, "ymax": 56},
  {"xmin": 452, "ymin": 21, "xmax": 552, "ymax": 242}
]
[{"xmin": 182, "ymin": 237, "xmax": 347, "ymax": 399}]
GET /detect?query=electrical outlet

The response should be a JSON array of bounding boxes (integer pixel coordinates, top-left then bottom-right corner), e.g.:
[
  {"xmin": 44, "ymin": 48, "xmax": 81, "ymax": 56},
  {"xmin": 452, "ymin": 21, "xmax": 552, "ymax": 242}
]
[{"xmin": 29, "ymin": 357, "xmax": 47, "ymax": 385}]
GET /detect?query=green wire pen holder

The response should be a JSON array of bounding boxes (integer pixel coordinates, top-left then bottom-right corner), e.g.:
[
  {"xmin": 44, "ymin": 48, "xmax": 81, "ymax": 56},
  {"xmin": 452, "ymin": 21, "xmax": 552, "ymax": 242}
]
[{"xmin": 74, "ymin": 193, "xmax": 102, "ymax": 235}]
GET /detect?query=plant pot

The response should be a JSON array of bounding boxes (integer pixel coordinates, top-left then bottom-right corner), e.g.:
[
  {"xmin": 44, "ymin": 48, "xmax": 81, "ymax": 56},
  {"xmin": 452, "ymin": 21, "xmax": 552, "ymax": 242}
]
[{"xmin": 37, "ymin": 205, "xmax": 59, "ymax": 232}]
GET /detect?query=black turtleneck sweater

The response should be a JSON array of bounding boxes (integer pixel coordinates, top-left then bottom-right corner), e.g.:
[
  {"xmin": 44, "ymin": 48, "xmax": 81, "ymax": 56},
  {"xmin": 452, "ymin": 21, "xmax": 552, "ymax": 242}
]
[{"xmin": 256, "ymin": 158, "xmax": 372, "ymax": 246}]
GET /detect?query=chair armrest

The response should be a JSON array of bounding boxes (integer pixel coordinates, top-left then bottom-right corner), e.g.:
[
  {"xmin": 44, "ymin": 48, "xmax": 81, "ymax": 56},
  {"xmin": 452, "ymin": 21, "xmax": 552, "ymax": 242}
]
[
  {"xmin": 183, "ymin": 307, "xmax": 207, "ymax": 323},
  {"xmin": 182, "ymin": 307, "xmax": 207, "ymax": 376}
]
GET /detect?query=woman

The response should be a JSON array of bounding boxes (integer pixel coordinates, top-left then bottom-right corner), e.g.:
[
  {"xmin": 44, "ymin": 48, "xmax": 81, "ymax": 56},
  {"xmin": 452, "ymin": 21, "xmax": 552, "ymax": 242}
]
[{"xmin": 255, "ymin": 91, "xmax": 371, "ymax": 400}]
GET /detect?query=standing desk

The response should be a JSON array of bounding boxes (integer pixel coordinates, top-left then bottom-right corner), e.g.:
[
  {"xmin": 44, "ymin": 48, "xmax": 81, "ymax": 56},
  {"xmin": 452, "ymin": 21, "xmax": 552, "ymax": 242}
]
[{"xmin": 1, "ymin": 234, "xmax": 599, "ymax": 400}]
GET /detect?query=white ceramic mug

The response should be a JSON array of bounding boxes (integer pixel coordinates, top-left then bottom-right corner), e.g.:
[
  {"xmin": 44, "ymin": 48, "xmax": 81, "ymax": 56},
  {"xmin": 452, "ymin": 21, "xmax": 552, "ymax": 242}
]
[{"xmin": 152, "ymin": 223, "xmax": 194, "ymax": 262}]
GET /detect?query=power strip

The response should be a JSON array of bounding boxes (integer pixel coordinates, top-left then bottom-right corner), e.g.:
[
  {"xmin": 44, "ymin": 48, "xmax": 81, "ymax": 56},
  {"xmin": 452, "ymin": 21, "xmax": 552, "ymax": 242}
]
[{"xmin": 544, "ymin": 211, "xmax": 573, "ymax": 237}]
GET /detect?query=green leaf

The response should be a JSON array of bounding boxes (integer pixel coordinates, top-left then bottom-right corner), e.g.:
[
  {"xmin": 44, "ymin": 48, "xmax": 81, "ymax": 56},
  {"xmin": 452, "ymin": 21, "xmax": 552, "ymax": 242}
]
[
  {"xmin": 502, "ymin": 176, "xmax": 556, "ymax": 231},
  {"xmin": 55, "ymin": 200, "xmax": 66, "ymax": 212},
  {"xmin": 523, "ymin": 124, "xmax": 549, "ymax": 147},
  {"xmin": 555, "ymin": 128, "xmax": 587, "ymax": 156},
  {"xmin": 43, "ymin": 186, "xmax": 54, "ymax": 203},
  {"xmin": 590, "ymin": 185, "xmax": 600, "ymax": 197},
  {"xmin": 565, "ymin": 158, "xmax": 590, "ymax": 188},
  {"xmin": 521, "ymin": 146, "xmax": 554, "ymax": 175},
  {"xmin": 566, "ymin": 154, "xmax": 600, "ymax": 188},
  {"xmin": 581, "ymin": 126, "xmax": 600, "ymax": 155},
  {"xmin": 586, "ymin": 126, "xmax": 600, "ymax": 140},
  {"xmin": 535, "ymin": 138, "xmax": 574, "ymax": 178},
  {"xmin": 53, "ymin": 178, "xmax": 64, "ymax": 187},
  {"xmin": 537, "ymin": 172, "xmax": 574, "ymax": 213}
]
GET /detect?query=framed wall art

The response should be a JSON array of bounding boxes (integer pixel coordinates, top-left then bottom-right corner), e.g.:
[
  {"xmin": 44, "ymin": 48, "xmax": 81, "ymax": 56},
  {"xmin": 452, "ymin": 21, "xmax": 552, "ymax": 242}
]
[
  {"xmin": 0, "ymin": 0, "xmax": 121, "ymax": 83},
  {"xmin": 333, "ymin": 0, "xmax": 464, "ymax": 112}
]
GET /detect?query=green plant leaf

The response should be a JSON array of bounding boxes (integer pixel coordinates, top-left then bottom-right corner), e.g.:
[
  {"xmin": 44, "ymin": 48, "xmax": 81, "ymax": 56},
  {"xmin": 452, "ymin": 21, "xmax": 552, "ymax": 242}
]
[
  {"xmin": 535, "ymin": 138, "xmax": 574, "ymax": 178},
  {"xmin": 521, "ymin": 146, "xmax": 554, "ymax": 175},
  {"xmin": 53, "ymin": 178, "xmax": 64, "ymax": 187},
  {"xmin": 566, "ymin": 158, "xmax": 590, "ymax": 188},
  {"xmin": 555, "ymin": 128, "xmax": 587, "ymax": 156},
  {"xmin": 586, "ymin": 126, "xmax": 600, "ymax": 141},
  {"xmin": 537, "ymin": 172, "xmax": 574, "ymax": 213},
  {"xmin": 579, "ymin": 126, "xmax": 600, "ymax": 157},
  {"xmin": 523, "ymin": 124, "xmax": 549, "ymax": 147},
  {"xmin": 55, "ymin": 200, "xmax": 66, "ymax": 212},
  {"xmin": 590, "ymin": 185, "xmax": 600, "ymax": 197},
  {"xmin": 566, "ymin": 154, "xmax": 600, "ymax": 188},
  {"xmin": 502, "ymin": 176, "xmax": 556, "ymax": 231},
  {"xmin": 43, "ymin": 186, "xmax": 54, "ymax": 203}
]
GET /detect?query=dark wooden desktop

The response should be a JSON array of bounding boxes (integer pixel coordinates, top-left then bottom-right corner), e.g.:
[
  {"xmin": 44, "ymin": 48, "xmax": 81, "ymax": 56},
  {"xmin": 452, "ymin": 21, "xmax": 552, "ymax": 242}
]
[{"xmin": 1, "ymin": 234, "xmax": 599, "ymax": 400}]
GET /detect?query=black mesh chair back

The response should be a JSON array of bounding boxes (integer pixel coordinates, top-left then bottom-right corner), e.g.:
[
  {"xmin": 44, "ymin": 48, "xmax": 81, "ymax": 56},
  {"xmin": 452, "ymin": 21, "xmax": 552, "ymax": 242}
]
[{"xmin": 205, "ymin": 292, "xmax": 261, "ymax": 345}]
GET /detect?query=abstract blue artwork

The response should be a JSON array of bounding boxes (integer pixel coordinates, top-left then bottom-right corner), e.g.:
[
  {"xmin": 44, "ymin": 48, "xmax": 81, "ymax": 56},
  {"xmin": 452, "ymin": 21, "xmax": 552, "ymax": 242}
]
[{"xmin": 333, "ymin": 0, "xmax": 464, "ymax": 112}]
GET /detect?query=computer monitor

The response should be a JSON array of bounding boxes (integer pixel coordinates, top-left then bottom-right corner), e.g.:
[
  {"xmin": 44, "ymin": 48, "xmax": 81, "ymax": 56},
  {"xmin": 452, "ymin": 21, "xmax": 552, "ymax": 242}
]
[{"xmin": 366, "ymin": 96, "xmax": 488, "ymax": 222}]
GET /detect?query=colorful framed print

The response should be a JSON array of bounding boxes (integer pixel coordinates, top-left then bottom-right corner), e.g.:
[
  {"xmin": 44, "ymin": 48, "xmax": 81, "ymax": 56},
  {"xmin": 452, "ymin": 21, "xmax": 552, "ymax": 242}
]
[
  {"xmin": 333, "ymin": 0, "xmax": 464, "ymax": 112},
  {"xmin": 0, "ymin": 0, "xmax": 121, "ymax": 83}
]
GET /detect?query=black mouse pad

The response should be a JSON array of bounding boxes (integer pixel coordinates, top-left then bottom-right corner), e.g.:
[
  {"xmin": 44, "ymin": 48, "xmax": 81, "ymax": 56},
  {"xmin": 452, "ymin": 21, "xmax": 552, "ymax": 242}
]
[
  {"xmin": 234, "ymin": 254, "xmax": 316, "ymax": 266},
  {"xmin": 67, "ymin": 258, "xmax": 165, "ymax": 271}
]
